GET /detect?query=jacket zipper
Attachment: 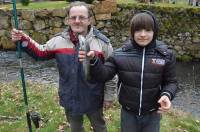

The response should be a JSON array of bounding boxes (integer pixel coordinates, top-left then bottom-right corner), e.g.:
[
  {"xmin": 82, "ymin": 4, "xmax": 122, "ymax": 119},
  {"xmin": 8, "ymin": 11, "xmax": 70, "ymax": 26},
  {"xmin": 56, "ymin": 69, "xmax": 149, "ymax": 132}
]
[{"xmin": 139, "ymin": 47, "xmax": 146, "ymax": 116}]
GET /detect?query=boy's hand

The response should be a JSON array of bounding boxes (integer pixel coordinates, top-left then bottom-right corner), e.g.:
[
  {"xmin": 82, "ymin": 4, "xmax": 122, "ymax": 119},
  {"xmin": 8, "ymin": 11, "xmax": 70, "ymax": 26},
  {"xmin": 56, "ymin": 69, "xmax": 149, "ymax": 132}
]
[{"xmin": 158, "ymin": 95, "xmax": 171, "ymax": 113}]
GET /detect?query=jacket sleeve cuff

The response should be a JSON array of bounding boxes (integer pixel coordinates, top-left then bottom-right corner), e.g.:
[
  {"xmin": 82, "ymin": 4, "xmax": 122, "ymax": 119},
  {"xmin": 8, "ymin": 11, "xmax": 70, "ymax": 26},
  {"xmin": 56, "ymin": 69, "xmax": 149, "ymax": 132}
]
[{"xmin": 160, "ymin": 92, "xmax": 172, "ymax": 100}]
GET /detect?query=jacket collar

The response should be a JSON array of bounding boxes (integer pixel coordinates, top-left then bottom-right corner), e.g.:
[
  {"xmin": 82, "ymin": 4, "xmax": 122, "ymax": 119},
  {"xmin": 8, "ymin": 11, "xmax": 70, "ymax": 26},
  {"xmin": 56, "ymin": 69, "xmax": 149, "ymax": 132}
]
[
  {"xmin": 122, "ymin": 39, "xmax": 156, "ymax": 51},
  {"xmin": 59, "ymin": 26, "xmax": 94, "ymax": 44}
]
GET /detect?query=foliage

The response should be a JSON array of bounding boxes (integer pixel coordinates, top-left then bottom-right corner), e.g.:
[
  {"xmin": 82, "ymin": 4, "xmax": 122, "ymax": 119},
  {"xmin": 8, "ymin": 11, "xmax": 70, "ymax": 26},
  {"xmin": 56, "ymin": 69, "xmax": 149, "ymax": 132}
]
[
  {"xmin": 83, "ymin": 0, "xmax": 95, "ymax": 4},
  {"xmin": 176, "ymin": 54, "xmax": 193, "ymax": 62},
  {"xmin": 65, "ymin": 0, "xmax": 95, "ymax": 4},
  {"xmin": 21, "ymin": 0, "xmax": 30, "ymax": 6},
  {"xmin": 0, "ymin": 81, "xmax": 199, "ymax": 131}
]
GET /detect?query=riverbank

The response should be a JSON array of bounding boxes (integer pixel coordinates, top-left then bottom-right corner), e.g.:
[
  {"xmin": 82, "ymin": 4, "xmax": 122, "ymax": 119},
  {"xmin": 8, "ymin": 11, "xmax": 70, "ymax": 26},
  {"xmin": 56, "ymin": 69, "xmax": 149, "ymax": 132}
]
[
  {"xmin": 0, "ymin": 81, "xmax": 199, "ymax": 132},
  {"xmin": 1, "ymin": 51, "xmax": 200, "ymax": 117}
]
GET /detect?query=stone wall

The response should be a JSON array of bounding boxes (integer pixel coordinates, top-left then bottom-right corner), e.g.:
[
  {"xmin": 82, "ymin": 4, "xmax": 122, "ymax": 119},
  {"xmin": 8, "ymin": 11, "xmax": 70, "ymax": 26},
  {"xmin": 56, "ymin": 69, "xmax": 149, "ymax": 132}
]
[
  {"xmin": 109, "ymin": 4, "xmax": 200, "ymax": 61},
  {"xmin": 0, "ymin": 1, "xmax": 200, "ymax": 61}
]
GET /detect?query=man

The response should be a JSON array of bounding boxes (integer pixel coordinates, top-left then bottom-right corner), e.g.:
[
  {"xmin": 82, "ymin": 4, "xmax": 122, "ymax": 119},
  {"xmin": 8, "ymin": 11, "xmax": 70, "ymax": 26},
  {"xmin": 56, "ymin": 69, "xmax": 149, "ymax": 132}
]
[
  {"xmin": 79, "ymin": 10, "xmax": 177, "ymax": 132},
  {"xmin": 11, "ymin": 1, "xmax": 116, "ymax": 132}
]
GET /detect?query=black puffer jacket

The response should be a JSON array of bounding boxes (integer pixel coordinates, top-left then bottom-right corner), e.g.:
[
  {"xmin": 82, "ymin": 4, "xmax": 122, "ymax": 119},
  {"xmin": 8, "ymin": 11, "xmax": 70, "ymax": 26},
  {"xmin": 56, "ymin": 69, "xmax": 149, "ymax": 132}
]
[{"xmin": 91, "ymin": 39, "xmax": 177, "ymax": 115}]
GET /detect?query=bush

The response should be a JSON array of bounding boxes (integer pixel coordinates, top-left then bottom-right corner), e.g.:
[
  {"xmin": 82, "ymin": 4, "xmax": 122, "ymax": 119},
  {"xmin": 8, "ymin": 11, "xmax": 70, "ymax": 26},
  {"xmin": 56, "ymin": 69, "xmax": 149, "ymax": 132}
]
[
  {"xmin": 83, "ymin": 0, "xmax": 95, "ymax": 4},
  {"xmin": 66, "ymin": 0, "xmax": 95, "ymax": 4},
  {"xmin": 21, "ymin": 0, "xmax": 29, "ymax": 6}
]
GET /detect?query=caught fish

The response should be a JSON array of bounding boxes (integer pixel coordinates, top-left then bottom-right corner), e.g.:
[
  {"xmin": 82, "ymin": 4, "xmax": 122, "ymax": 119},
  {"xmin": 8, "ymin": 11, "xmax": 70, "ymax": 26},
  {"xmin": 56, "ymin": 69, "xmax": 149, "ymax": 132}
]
[{"xmin": 78, "ymin": 35, "xmax": 91, "ymax": 81}]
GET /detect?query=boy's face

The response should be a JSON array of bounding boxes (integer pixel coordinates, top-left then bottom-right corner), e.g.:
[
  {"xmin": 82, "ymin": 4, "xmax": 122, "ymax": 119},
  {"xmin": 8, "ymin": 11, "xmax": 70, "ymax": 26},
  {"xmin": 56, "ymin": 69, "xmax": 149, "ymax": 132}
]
[
  {"xmin": 134, "ymin": 29, "xmax": 154, "ymax": 47},
  {"xmin": 67, "ymin": 6, "xmax": 91, "ymax": 36}
]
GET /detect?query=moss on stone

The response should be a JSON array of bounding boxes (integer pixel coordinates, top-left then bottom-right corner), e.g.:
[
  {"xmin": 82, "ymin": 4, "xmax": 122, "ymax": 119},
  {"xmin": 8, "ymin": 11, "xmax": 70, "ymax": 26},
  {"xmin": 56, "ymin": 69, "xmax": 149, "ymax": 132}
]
[{"xmin": 177, "ymin": 54, "xmax": 193, "ymax": 62}]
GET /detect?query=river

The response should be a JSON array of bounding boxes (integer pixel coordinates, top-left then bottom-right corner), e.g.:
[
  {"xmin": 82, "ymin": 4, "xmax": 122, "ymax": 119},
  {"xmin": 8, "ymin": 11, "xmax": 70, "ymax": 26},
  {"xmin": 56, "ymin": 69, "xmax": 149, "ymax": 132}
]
[{"xmin": 0, "ymin": 51, "xmax": 200, "ymax": 117}]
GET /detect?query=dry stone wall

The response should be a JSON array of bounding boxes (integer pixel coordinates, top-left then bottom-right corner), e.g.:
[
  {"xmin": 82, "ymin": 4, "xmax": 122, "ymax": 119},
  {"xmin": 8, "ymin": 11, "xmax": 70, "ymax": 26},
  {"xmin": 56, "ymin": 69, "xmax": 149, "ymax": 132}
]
[{"xmin": 0, "ymin": 1, "xmax": 200, "ymax": 60}]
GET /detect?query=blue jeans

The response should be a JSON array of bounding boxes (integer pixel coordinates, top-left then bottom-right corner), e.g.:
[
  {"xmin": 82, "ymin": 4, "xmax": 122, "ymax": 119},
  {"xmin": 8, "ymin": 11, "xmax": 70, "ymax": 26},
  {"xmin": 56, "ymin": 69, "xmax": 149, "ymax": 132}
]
[
  {"xmin": 121, "ymin": 108, "xmax": 161, "ymax": 132},
  {"xmin": 65, "ymin": 108, "xmax": 107, "ymax": 132}
]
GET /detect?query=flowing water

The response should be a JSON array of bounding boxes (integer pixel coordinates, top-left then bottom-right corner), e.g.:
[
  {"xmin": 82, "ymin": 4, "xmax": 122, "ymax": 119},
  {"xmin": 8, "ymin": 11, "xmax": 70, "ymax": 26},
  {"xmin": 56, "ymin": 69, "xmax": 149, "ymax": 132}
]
[{"xmin": 0, "ymin": 51, "xmax": 200, "ymax": 117}]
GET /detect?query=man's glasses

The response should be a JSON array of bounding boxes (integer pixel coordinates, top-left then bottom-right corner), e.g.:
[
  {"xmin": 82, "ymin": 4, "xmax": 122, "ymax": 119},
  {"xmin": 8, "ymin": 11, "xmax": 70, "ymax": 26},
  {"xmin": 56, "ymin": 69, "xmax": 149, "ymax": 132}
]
[{"xmin": 68, "ymin": 16, "xmax": 89, "ymax": 22}]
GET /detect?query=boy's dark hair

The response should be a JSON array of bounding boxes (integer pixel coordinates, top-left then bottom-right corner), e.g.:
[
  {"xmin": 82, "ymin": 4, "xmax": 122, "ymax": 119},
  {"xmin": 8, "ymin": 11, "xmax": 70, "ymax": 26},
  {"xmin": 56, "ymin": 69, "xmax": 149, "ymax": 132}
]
[
  {"xmin": 130, "ymin": 11, "xmax": 158, "ymax": 41},
  {"xmin": 67, "ymin": 1, "xmax": 93, "ymax": 17}
]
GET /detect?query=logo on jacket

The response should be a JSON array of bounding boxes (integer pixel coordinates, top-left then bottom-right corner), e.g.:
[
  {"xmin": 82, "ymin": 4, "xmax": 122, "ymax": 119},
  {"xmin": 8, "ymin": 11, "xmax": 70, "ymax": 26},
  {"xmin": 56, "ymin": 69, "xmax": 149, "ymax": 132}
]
[{"xmin": 152, "ymin": 58, "xmax": 165, "ymax": 66}]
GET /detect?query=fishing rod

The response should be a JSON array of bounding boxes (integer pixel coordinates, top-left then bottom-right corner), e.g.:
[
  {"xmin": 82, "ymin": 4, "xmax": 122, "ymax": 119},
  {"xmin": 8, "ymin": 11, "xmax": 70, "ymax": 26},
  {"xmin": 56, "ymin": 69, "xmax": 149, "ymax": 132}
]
[{"xmin": 11, "ymin": 0, "xmax": 32, "ymax": 131}]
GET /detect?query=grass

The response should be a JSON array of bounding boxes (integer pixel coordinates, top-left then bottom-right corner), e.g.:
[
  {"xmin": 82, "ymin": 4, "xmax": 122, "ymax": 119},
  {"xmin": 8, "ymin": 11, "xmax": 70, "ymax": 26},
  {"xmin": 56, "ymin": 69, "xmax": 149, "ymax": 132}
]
[
  {"xmin": 0, "ymin": 81, "xmax": 64, "ymax": 132},
  {"xmin": 0, "ymin": 81, "xmax": 200, "ymax": 132},
  {"xmin": 117, "ymin": 0, "xmax": 136, "ymax": 4},
  {"xmin": 161, "ymin": 110, "xmax": 200, "ymax": 132},
  {"xmin": 0, "ymin": 0, "xmax": 197, "ymax": 9},
  {"xmin": 0, "ymin": 1, "xmax": 68, "ymax": 9}
]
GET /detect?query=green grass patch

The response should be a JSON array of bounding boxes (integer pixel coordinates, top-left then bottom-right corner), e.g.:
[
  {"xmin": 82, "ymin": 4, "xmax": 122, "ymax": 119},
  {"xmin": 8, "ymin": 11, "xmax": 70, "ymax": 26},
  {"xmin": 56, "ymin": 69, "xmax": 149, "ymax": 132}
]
[
  {"xmin": 0, "ymin": 1, "xmax": 68, "ymax": 9},
  {"xmin": 116, "ymin": 0, "xmax": 136, "ymax": 4},
  {"xmin": 0, "ymin": 81, "xmax": 199, "ymax": 132},
  {"xmin": 0, "ymin": 81, "xmax": 65, "ymax": 132},
  {"xmin": 1, "ymin": 0, "xmax": 197, "ymax": 10},
  {"xmin": 161, "ymin": 109, "xmax": 200, "ymax": 132}
]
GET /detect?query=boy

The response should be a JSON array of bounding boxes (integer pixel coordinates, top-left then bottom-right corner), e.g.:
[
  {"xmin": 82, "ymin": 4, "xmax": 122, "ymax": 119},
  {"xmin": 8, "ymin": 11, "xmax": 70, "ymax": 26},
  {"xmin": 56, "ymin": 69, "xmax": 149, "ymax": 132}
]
[{"xmin": 79, "ymin": 10, "xmax": 177, "ymax": 132}]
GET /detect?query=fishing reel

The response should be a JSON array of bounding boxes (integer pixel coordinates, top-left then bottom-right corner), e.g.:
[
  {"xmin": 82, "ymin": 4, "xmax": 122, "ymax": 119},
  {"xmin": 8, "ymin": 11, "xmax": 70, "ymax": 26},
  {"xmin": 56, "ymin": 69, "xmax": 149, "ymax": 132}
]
[{"xmin": 30, "ymin": 111, "xmax": 48, "ymax": 129}]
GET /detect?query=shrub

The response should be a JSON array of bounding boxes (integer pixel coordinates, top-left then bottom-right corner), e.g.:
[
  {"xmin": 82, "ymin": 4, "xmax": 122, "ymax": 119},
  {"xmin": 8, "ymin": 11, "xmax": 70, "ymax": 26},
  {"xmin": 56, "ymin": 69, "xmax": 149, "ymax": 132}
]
[
  {"xmin": 21, "ymin": 0, "xmax": 29, "ymax": 6},
  {"xmin": 83, "ymin": 0, "xmax": 95, "ymax": 4},
  {"xmin": 65, "ymin": 0, "xmax": 95, "ymax": 4}
]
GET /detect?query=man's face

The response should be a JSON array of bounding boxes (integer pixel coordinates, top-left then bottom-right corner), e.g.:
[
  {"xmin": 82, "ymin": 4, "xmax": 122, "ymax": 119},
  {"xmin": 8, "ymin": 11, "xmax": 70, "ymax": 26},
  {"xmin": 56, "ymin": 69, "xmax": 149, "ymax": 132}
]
[
  {"xmin": 134, "ymin": 29, "xmax": 154, "ymax": 47},
  {"xmin": 67, "ymin": 6, "xmax": 91, "ymax": 36}
]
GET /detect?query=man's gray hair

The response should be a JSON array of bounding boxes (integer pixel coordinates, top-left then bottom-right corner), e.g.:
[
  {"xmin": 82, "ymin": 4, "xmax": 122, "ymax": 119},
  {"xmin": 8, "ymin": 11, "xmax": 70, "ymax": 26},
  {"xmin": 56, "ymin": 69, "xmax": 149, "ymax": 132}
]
[{"xmin": 67, "ymin": 1, "xmax": 92, "ymax": 17}]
